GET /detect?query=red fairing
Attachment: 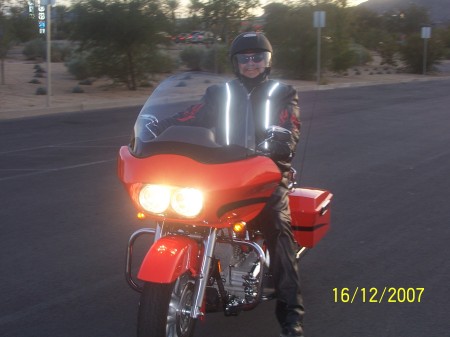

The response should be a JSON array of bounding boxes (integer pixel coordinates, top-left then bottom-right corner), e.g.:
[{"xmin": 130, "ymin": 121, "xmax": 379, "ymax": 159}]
[
  {"xmin": 117, "ymin": 146, "xmax": 282, "ymax": 226},
  {"xmin": 137, "ymin": 236, "xmax": 201, "ymax": 283}
]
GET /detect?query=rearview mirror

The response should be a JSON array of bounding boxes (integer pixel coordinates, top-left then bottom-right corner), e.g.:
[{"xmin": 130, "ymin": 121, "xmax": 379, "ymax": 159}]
[{"xmin": 266, "ymin": 125, "xmax": 291, "ymax": 142}]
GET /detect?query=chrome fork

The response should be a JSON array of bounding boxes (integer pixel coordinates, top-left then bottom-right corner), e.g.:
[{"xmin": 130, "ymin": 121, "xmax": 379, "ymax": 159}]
[{"xmin": 190, "ymin": 227, "xmax": 217, "ymax": 318}]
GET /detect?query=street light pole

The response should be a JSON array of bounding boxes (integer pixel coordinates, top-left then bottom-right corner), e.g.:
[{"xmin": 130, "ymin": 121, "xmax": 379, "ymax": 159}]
[
  {"xmin": 421, "ymin": 27, "xmax": 431, "ymax": 76},
  {"xmin": 46, "ymin": 3, "xmax": 52, "ymax": 106},
  {"xmin": 314, "ymin": 11, "xmax": 326, "ymax": 85},
  {"xmin": 317, "ymin": 25, "xmax": 321, "ymax": 85}
]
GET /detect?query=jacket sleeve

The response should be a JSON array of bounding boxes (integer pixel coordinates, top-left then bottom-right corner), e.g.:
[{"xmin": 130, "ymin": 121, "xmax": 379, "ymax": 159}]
[
  {"xmin": 154, "ymin": 102, "xmax": 205, "ymax": 134},
  {"xmin": 153, "ymin": 85, "xmax": 220, "ymax": 135},
  {"xmin": 277, "ymin": 85, "xmax": 301, "ymax": 155}
]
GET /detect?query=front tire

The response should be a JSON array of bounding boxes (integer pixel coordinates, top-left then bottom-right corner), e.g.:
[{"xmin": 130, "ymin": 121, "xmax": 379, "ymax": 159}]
[{"xmin": 137, "ymin": 274, "xmax": 196, "ymax": 337}]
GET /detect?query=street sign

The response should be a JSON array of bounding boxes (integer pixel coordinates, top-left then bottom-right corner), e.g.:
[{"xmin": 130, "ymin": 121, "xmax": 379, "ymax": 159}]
[
  {"xmin": 421, "ymin": 27, "xmax": 431, "ymax": 39},
  {"xmin": 421, "ymin": 27, "xmax": 431, "ymax": 75},
  {"xmin": 39, "ymin": 0, "xmax": 56, "ymax": 5},
  {"xmin": 38, "ymin": 4, "xmax": 45, "ymax": 34},
  {"xmin": 314, "ymin": 11, "xmax": 326, "ymax": 85},
  {"xmin": 28, "ymin": 1, "xmax": 35, "ymax": 18},
  {"xmin": 314, "ymin": 11, "xmax": 326, "ymax": 28}
]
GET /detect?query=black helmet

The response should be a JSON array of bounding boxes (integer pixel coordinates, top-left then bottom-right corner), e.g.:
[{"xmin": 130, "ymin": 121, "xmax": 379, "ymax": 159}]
[
  {"xmin": 230, "ymin": 32, "xmax": 273, "ymax": 81},
  {"xmin": 230, "ymin": 32, "xmax": 273, "ymax": 57}
]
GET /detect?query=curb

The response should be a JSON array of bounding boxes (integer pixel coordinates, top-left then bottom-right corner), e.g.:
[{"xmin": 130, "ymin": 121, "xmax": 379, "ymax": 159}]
[{"xmin": 0, "ymin": 98, "xmax": 147, "ymax": 121}]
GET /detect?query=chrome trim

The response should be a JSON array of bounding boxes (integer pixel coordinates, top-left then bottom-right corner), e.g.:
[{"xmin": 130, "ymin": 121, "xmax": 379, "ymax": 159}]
[
  {"xmin": 320, "ymin": 198, "xmax": 331, "ymax": 216},
  {"xmin": 125, "ymin": 227, "xmax": 156, "ymax": 293},
  {"xmin": 216, "ymin": 237, "xmax": 266, "ymax": 311}
]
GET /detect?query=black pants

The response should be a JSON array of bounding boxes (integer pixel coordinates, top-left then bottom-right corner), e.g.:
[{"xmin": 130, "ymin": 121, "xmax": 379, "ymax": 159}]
[{"xmin": 254, "ymin": 185, "xmax": 305, "ymax": 327}]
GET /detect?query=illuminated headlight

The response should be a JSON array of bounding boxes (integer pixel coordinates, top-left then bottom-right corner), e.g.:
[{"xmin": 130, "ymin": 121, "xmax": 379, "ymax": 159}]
[
  {"xmin": 139, "ymin": 185, "xmax": 171, "ymax": 214},
  {"xmin": 138, "ymin": 185, "xmax": 203, "ymax": 218},
  {"xmin": 171, "ymin": 188, "xmax": 203, "ymax": 218}
]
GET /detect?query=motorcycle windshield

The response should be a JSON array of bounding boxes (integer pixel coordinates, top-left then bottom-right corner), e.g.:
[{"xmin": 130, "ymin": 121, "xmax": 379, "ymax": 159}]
[{"xmin": 130, "ymin": 71, "xmax": 257, "ymax": 163}]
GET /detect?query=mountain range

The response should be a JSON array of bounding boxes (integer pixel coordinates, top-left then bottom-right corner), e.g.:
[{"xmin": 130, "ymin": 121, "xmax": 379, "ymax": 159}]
[{"xmin": 357, "ymin": 0, "xmax": 450, "ymax": 24}]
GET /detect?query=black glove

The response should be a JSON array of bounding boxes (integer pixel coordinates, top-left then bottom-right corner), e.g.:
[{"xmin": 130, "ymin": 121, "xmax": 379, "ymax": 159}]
[{"xmin": 268, "ymin": 140, "xmax": 293, "ymax": 162}]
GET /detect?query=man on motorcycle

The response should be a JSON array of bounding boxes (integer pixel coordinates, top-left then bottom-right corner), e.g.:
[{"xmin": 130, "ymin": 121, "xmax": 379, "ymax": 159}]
[{"xmin": 148, "ymin": 32, "xmax": 304, "ymax": 337}]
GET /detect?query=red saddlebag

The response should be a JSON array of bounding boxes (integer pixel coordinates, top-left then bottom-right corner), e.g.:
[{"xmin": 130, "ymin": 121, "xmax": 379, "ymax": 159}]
[{"xmin": 289, "ymin": 188, "xmax": 332, "ymax": 248}]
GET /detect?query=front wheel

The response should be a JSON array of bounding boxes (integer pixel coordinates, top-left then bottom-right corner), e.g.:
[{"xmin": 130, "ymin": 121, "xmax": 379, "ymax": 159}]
[{"xmin": 137, "ymin": 273, "xmax": 197, "ymax": 337}]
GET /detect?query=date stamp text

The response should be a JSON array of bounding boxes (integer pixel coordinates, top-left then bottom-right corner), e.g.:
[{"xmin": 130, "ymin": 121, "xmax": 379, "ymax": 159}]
[{"xmin": 332, "ymin": 287, "xmax": 424, "ymax": 303}]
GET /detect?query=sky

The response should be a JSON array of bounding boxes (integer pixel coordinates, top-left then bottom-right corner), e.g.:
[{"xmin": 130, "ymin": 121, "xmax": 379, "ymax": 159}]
[
  {"xmin": 179, "ymin": 0, "xmax": 369, "ymax": 10},
  {"xmin": 348, "ymin": 0, "xmax": 368, "ymax": 5},
  {"xmin": 177, "ymin": 0, "xmax": 369, "ymax": 17}
]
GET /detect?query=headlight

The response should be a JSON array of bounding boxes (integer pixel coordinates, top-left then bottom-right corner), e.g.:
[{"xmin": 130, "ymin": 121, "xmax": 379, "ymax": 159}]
[
  {"xmin": 139, "ymin": 184, "xmax": 171, "ymax": 214},
  {"xmin": 138, "ymin": 185, "xmax": 203, "ymax": 218},
  {"xmin": 171, "ymin": 188, "xmax": 203, "ymax": 218}
]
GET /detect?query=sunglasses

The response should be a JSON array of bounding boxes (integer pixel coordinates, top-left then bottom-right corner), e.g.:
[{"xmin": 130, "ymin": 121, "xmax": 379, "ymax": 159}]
[{"xmin": 236, "ymin": 53, "xmax": 265, "ymax": 64}]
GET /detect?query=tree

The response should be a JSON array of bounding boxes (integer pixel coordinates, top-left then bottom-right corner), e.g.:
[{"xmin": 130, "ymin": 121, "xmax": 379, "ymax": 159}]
[
  {"xmin": 185, "ymin": 0, "xmax": 204, "ymax": 32},
  {"xmin": 349, "ymin": 6, "xmax": 384, "ymax": 50},
  {"xmin": 323, "ymin": 1, "xmax": 356, "ymax": 73},
  {"xmin": 0, "ymin": 14, "xmax": 12, "ymax": 85},
  {"xmin": 162, "ymin": 0, "xmax": 179, "ymax": 34},
  {"xmin": 399, "ymin": 33, "xmax": 445, "ymax": 73},
  {"xmin": 53, "ymin": 5, "xmax": 72, "ymax": 40},
  {"xmin": 201, "ymin": 0, "xmax": 260, "ymax": 43},
  {"xmin": 264, "ymin": 1, "xmax": 361, "ymax": 79},
  {"xmin": 436, "ymin": 25, "xmax": 450, "ymax": 59},
  {"xmin": 1, "ymin": 1, "xmax": 37, "ymax": 84},
  {"xmin": 264, "ymin": 3, "xmax": 318, "ymax": 80},
  {"xmin": 70, "ymin": 0, "xmax": 172, "ymax": 90}
]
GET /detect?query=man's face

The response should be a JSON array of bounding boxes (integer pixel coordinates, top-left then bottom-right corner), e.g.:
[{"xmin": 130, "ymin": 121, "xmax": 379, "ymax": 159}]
[{"xmin": 236, "ymin": 52, "xmax": 266, "ymax": 78}]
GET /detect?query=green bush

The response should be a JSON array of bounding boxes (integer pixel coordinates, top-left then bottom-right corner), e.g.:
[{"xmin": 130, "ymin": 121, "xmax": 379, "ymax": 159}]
[
  {"xmin": 444, "ymin": 48, "xmax": 450, "ymax": 60},
  {"xmin": 66, "ymin": 52, "xmax": 91, "ymax": 80},
  {"xmin": 350, "ymin": 44, "xmax": 373, "ymax": 66},
  {"xmin": 23, "ymin": 39, "xmax": 72, "ymax": 62},
  {"xmin": 330, "ymin": 49, "xmax": 359, "ymax": 73},
  {"xmin": 178, "ymin": 44, "xmax": 231, "ymax": 73},
  {"xmin": 51, "ymin": 43, "xmax": 72, "ymax": 62},
  {"xmin": 79, "ymin": 79, "xmax": 93, "ymax": 85},
  {"xmin": 145, "ymin": 50, "xmax": 176, "ymax": 74},
  {"xmin": 180, "ymin": 46, "xmax": 205, "ymax": 71},
  {"xmin": 35, "ymin": 87, "xmax": 47, "ymax": 95},
  {"xmin": 273, "ymin": 46, "xmax": 317, "ymax": 80},
  {"xmin": 201, "ymin": 44, "xmax": 232, "ymax": 74},
  {"xmin": 399, "ymin": 34, "xmax": 445, "ymax": 73},
  {"xmin": 23, "ymin": 39, "xmax": 46, "ymax": 60},
  {"xmin": 72, "ymin": 86, "xmax": 84, "ymax": 93},
  {"xmin": 139, "ymin": 81, "xmax": 154, "ymax": 88}
]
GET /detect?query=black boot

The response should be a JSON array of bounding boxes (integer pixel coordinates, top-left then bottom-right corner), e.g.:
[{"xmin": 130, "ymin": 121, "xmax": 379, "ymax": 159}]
[
  {"xmin": 280, "ymin": 322, "xmax": 304, "ymax": 337},
  {"xmin": 276, "ymin": 300, "xmax": 304, "ymax": 337}
]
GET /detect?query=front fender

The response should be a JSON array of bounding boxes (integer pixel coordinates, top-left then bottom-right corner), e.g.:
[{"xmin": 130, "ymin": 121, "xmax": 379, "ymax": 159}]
[{"xmin": 137, "ymin": 236, "xmax": 202, "ymax": 284}]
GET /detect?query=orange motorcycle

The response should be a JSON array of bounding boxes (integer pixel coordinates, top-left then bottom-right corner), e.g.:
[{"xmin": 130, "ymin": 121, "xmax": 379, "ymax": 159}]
[{"xmin": 117, "ymin": 73, "xmax": 332, "ymax": 337}]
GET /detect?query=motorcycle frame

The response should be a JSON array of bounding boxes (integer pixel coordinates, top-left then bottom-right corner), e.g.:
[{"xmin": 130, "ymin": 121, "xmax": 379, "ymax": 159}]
[{"xmin": 126, "ymin": 222, "xmax": 267, "ymax": 319}]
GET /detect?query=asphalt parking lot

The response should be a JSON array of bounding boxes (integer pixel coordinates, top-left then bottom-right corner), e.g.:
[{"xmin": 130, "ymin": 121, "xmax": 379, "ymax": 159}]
[{"xmin": 1, "ymin": 78, "xmax": 450, "ymax": 336}]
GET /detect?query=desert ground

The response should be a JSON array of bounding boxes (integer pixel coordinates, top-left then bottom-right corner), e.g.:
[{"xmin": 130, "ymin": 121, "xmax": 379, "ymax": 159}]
[
  {"xmin": 0, "ymin": 48, "xmax": 157, "ymax": 114},
  {"xmin": 2, "ymin": 45, "xmax": 449, "ymax": 120}
]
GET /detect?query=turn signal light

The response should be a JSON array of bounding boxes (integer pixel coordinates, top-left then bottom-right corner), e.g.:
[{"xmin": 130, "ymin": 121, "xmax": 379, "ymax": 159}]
[
  {"xmin": 232, "ymin": 221, "xmax": 246, "ymax": 233},
  {"xmin": 137, "ymin": 212, "xmax": 146, "ymax": 220}
]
